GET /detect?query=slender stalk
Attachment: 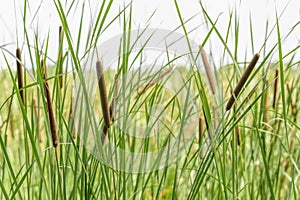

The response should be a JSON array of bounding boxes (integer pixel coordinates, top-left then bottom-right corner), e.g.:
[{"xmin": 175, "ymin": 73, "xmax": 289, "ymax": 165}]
[
  {"xmin": 33, "ymin": 98, "xmax": 43, "ymax": 142},
  {"xmin": 68, "ymin": 97, "xmax": 77, "ymax": 139},
  {"xmin": 7, "ymin": 99, "xmax": 14, "ymax": 139},
  {"xmin": 42, "ymin": 60, "xmax": 59, "ymax": 147},
  {"xmin": 109, "ymin": 79, "xmax": 120, "ymax": 122},
  {"xmin": 58, "ymin": 26, "xmax": 63, "ymax": 88},
  {"xmin": 264, "ymin": 80, "xmax": 269, "ymax": 123},
  {"xmin": 226, "ymin": 53, "xmax": 260, "ymax": 111},
  {"xmin": 234, "ymin": 105, "xmax": 241, "ymax": 146},
  {"xmin": 200, "ymin": 48, "xmax": 215, "ymax": 94},
  {"xmin": 272, "ymin": 69, "xmax": 279, "ymax": 109},
  {"xmin": 16, "ymin": 48, "xmax": 24, "ymax": 104}
]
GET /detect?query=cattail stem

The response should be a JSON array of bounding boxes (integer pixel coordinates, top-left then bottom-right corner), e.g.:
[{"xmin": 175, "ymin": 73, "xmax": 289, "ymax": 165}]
[
  {"xmin": 96, "ymin": 61, "xmax": 111, "ymax": 143},
  {"xmin": 264, "ymin": 80, "xmax": 269, "ymax": 123},
  {"xmin": 109, "ymin": 79, "xmax": 120, "ymax": 122},
  {"xmin": 33, "ymin": 98, "xmax": 43, "ymax": 142},
  {"xmin": 234, "ymin": 106, "xmax": 241, "ymax": 146},
  {"xmin": 272, "ymin": 69, "xmax": 279, "ymax": 109},
  {"xmin": 58, "ymin": 26, "xmax": 63, "ymax": 88},
  {"xmin": 200, "ymin": 48, "xmax": 216, "ymax": 94},
  {"xmin": 68, "ymin": 97, "xmax": 77, "ymax": 139},
  {"xmin": 42, "ymin": 60, "xmax": 59, "ymax": 147},
  {"xmin": 226, "ymin": 53, "xmax": 260, "ymax": 111},
  {"xmin": 7, "ymin": 99, "xmax": 14, "ymax": 139},
  {"xmin": 16, "ymin": 48, "xmax": 24, "ymax": 104}
]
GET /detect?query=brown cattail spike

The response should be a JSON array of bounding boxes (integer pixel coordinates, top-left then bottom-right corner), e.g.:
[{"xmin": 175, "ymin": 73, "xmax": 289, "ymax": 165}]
[
  {"xmin": 200, "ymin": 48, "xmax": 216, "ymax": 95},
  {"xmin": 109, "ymin": 79, "xmax": 120, "ymax": 122},
  {"xmin": 272, "ymin": 69, "xmax": 279, "ymax": 109},
  {"xmin": 226, "ymin": 53, "xmax": 260, "ymax": 111},
  {"xmin": 42, "ymin": 60, "xmax": 59, "ymax": 147},
  {"xmin": 96, "ymin": 61, "xmax": 110, "ymax": 131},
  {"xmin": 16, "ymin": 48, "xmax": 24, "ymax": 104}
]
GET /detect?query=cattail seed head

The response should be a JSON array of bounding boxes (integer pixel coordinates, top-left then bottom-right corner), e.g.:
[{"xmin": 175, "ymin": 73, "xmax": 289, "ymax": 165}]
[
  {"xmin": 42, "ymin": 60, "xmax": 59, "ymax": 147},
  {"xmin": 96, "ymin": 61, "xmax": 110, "ymax": 128},
  {"xmin": 272, "ymin": 69, "xmax": 279, "ymax": 109},
  {"xmin": 200, "ymin": 48, "xmax": 216, "ymax": 95},
  {"xmin": 226, "ymin": 53, "xmax": 260, "ymax": 111}
]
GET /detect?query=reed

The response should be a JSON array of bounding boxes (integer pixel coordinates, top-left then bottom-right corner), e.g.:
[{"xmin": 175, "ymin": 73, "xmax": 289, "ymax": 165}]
[
  {"xmin": 264, "ymin": 80, "xmax": 269, "ymax": 123},
  {"xmin": 200, "ymin": 48, "xmax": 216, "ymax": 94},
  {"xmin": 96, "ymin": 61, "xmax": 111, "ymax": 143},
  {"xmin": 68, "ymin": 97, "xmax": 77, "ymax": 139},
  {"xmin": 42, "ymin": 60, "xmax": 59, "ymax": 148},
  {"xmin": 226, "ymin": 53, "xmax": 260, "ymax": 111},
  {"xmin": 272, "ymin": 69, "xmax": 279, "ymax": 109},
  {"xmin": 33, "ymin": 98, "xmax": 43, "ymax": 142},
  {"xmin": 109, "ymin": 79, "xmax": 120, "ymax": 122},
  {"xmin": 234, "ymin": 105, "xmax": 241, "ymax": 146},
  {"xmin": 16, "ymin": 48, "xmax": 24, "ymax": 104},
  {"xmin": 58, "ymin": 26, "xmax": 63, "ymax": 88},
  {"xmin": 7, "ymin": 99, "xmax": 14, "ymax": 139}
]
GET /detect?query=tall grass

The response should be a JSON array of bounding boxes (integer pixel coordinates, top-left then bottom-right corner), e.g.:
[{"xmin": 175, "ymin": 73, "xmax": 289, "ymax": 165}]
[{"xmin": 0, "ymin": 0, "xmax": 299, "ymax": 199}]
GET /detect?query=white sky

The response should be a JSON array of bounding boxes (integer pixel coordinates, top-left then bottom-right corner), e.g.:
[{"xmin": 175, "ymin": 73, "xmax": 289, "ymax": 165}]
[{"xmin": 0, "ymin": 0, "xmax": 299, "ymax": 69}]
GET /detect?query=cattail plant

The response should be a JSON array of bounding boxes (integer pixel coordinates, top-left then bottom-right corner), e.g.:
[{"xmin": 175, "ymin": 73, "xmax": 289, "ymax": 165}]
[
  {"xmin": 16, "ymin": 48, "xmax": 24, "ymax": 104},
  {"xmin": 264, "ymin": 80, "xmax": 269, "ymax": 123},
  {"xmin": 96, "ymin": 61, "xmax": 111, "ymax": 143},
  {"xmin": 286, "ymin": 83, "xmax": 296, "ymax": 117},
  {"xmin": 68, "ymin": 97, "xmax": 77, "ymax": 139},
  {"xmin": 198, "ymin": 117, "xmax": 204, "ymax": 146},
  {"xmin": 137, "ymin": 64, "xmax": 174, "ymax": 95},
  {"xmin": 42, "ymin": 60, "xmax": 59, "ymax": 148},
  {"xmin": 109, "ymin": 79, "xmax": 120, "ymax": 122},
  {"xmin": 226, "ymin": 53, "xmax": 260, "ymax": 111},
  {"xmin": 272, "ymin": 69, "xmax": 279, "ymax": 109},
  {"xmin": 33, "ymin": 98, "xmax": 43, "ymax": 142},
  {"xmin": 234, "ymin": 105, "xmax": 241, "ymax": 146},
  {"xmin": 7, "ymin": 99, "xmax": 14, "ymax": 139},
  {"xmin": 200, "ymin": 48, "xmax": 216, "ymax": 94},
  {"xmin": 58, "ymin": 26, "xmax": 64, "ymax": 88}
]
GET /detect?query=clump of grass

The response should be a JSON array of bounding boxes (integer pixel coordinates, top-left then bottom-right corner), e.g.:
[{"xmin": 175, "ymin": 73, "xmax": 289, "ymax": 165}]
[
  {"xmin": 200, "ymin": 48, "xmax": 215, "ymax": 94},
  {"xmin": 272, "ymin": 69, "xmax": 279, "ymax": 109},
  {"xmin": 226, "ymin": 53, "xmax": 260, "ymax": 111},
  {"xmin": 96, "ymin": 61, "xmax": 111, "ymax": 143},
  {"xmin": 16, "ymin": 48, "xmax": 24, "ymax": 104},
  {"xmin": 42, "ymin": 60, "xmax": 59, "ymax": 148}
]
